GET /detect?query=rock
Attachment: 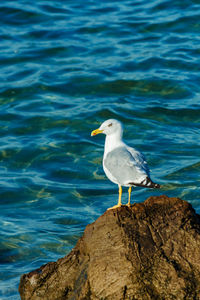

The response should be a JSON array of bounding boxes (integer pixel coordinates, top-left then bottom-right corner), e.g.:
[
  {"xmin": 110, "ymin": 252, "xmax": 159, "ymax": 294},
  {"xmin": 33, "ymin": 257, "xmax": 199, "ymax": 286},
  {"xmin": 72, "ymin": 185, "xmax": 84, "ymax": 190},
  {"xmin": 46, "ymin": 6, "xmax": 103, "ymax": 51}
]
[{"xmin": 19, "ymin": 195, "xmax": 200, "ymax": 300}]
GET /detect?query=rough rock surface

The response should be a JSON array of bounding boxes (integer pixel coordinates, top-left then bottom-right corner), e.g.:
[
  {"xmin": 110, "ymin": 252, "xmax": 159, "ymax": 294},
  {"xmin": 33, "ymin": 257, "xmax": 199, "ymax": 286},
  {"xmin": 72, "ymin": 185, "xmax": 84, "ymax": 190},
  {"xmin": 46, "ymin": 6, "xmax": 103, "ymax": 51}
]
[{"xmin": 19, "ymin": 195, "xmax": 200, "ymax": 300}]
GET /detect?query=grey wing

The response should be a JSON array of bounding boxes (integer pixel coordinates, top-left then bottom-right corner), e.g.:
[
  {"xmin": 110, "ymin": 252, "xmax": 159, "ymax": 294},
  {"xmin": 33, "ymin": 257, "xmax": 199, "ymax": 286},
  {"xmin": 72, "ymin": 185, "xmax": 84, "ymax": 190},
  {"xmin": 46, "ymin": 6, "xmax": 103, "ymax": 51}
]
[
  {"xmin": 104, "ymin": 147, "xmax": 148, "ymax": 186},
  {"xmin": 127, "ymin": 146, "xmax": 150, "ymax": 176}
]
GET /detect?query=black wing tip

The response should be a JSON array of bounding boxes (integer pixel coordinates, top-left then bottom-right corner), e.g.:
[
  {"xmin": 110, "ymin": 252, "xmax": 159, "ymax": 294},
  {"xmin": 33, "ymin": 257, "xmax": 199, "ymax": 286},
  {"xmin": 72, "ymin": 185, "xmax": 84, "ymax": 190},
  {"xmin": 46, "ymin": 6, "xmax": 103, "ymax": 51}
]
[
  {"xmin": 129, "ymin": 177, "xmax": 160, "ymax": 189},
  {"xmin": 153, "ymin": 182, "xmax": 160, "ymax": 189}
]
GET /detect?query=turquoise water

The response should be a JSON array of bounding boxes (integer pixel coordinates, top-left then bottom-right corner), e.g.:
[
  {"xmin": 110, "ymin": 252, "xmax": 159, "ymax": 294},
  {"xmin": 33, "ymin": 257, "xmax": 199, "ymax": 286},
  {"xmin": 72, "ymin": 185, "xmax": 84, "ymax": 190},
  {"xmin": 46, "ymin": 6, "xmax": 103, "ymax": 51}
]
[{"xmin": 1, "ymin": 0, "xmax": 200, "ymax": 298}]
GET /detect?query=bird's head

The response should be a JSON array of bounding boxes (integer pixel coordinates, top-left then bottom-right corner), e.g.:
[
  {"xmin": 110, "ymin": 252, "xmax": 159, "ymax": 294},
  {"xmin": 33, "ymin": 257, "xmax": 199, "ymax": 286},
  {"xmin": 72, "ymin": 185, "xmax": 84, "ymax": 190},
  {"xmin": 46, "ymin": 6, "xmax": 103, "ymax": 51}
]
[{"xmin": 91, "ymin": 119, "xmax": 123, "ymax": 137}]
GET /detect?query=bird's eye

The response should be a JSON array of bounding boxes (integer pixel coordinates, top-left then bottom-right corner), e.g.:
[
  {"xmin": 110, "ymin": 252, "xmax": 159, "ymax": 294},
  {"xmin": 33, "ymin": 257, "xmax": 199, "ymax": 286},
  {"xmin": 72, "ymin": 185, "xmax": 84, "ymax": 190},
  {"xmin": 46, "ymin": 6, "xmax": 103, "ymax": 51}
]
[{"xmin": 108, "ymin": 123, "xmax": 112, "ymax": 127}]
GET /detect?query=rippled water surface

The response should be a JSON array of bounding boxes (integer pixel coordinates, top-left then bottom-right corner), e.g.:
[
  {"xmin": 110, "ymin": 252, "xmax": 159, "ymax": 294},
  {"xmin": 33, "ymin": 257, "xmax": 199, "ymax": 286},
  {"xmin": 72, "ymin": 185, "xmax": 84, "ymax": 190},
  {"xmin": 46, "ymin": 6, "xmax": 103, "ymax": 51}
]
[{"xmin": 1, "ymin": 0, "xmax": 200, "ymax": 298}]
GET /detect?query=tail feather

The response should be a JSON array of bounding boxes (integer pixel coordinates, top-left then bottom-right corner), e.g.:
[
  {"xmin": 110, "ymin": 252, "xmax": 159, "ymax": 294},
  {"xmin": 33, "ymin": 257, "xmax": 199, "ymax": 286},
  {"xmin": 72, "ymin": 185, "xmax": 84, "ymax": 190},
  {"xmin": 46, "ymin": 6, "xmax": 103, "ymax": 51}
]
[{"xmin": 129, "ymin": 177, "xmax": 160, "ymax": 189}]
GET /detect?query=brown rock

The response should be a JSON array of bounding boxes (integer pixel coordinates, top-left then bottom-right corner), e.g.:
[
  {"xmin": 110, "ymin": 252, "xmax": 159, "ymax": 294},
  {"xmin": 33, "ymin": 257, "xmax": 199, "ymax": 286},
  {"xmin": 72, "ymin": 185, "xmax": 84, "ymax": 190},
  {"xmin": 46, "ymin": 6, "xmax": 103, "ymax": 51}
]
[{"xmin": 19, "ymin": 195, "xmax": 200, "ymax": 300}]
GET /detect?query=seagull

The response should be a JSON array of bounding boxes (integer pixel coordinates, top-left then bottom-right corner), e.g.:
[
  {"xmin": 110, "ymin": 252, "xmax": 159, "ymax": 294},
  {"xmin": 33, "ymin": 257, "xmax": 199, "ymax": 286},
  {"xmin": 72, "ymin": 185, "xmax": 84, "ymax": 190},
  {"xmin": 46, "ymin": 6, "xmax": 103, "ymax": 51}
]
[{"xmin": 91, "ymin": 119, "xmax": 160, "ymax": 210}]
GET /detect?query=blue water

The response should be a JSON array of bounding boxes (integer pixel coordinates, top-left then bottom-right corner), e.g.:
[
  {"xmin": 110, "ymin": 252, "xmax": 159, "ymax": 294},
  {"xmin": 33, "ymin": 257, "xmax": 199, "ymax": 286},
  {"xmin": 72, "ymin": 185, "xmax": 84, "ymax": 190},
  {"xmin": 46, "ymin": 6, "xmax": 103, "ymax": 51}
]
[{"xmin": 1, "ymin": 0, "xmax": 200, "ymax": 298}]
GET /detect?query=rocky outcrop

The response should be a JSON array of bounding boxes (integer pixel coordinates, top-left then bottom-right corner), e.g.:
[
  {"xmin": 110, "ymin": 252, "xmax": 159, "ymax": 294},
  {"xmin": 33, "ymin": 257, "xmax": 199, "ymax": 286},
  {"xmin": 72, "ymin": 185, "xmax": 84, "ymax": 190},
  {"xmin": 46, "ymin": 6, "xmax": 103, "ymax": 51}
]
[{"xmin": 19, "ymin": 195, "xmax": 200, "ymax": 300}]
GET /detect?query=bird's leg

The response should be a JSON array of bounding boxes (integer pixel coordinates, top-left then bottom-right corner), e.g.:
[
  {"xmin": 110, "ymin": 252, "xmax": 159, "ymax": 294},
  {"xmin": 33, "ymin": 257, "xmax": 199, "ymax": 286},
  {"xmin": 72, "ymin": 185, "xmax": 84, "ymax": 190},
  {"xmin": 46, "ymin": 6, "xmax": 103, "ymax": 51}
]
[
  {"xmin": 126, "ymin": 186, "xmax": 132, "ymax": 207},
  {"xmin": 107, "ymin": 185, "xmax": 122, "ymax": 210},
  {"xmin": 118, "ymin": 185, "xmax": 122, "ymax": 206}
]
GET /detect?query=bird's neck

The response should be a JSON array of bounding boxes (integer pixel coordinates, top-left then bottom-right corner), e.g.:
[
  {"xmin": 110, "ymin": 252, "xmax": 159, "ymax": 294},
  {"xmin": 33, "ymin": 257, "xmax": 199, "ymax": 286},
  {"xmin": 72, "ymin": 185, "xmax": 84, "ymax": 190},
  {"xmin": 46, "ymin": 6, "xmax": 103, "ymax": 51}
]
[{"xmin": 104, "ymin": 132, "xmax": 124, "ymax": 157}]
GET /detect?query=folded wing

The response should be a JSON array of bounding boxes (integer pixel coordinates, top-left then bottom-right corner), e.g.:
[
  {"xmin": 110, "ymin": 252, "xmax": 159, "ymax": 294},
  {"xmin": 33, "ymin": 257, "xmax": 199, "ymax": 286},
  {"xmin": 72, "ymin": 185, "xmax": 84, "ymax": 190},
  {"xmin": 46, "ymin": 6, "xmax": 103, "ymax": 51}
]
[{"xmin": 104, "ymin": 146, "xmax": 148, "ymax": 186}]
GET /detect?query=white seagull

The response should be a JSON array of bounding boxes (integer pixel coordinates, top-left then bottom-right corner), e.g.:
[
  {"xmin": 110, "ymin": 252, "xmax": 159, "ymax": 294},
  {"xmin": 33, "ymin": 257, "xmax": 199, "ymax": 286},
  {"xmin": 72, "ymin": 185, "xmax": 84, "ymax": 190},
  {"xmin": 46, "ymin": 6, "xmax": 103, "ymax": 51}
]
[{"xmin": 91, "ymin": 119, "xmax": 160, "ymax": 210}]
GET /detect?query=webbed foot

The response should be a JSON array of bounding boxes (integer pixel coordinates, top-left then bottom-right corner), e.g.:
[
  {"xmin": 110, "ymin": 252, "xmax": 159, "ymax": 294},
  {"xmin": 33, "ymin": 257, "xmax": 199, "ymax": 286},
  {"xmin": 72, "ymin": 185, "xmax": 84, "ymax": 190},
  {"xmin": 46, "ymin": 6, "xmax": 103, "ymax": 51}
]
[{"xmin": 107, "ymin": 204, "xmax": 122, "ymax": 210}]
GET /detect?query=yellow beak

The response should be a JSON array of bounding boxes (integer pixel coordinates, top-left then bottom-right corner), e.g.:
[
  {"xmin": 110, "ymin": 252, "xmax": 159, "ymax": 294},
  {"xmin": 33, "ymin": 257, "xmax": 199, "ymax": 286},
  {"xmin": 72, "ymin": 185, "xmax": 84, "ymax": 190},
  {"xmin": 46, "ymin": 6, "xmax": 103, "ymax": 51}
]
[{"xmin": 91, "ymin": 128, "xmax": 103, "ymax": 136}]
